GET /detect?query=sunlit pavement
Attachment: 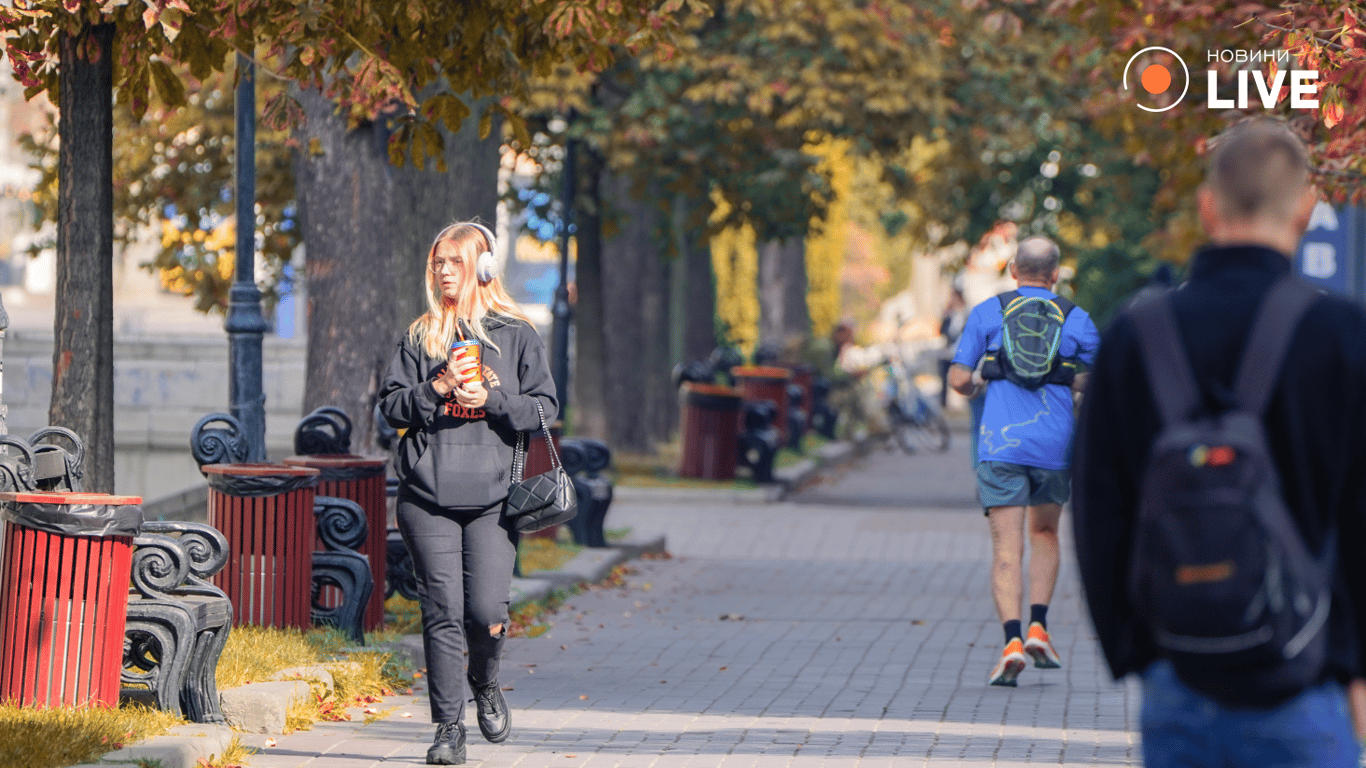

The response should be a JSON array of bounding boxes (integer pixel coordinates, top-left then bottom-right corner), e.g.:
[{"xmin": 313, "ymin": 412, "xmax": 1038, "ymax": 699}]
[{"xmin": 240, "ymin": 440, "xmax": 1140, "ymax": 767}]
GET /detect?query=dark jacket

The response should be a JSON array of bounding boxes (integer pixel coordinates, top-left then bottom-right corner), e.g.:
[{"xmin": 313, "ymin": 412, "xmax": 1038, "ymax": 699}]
[
  {"xmin": 379, "ymin": 314, "xmax": 558, "ymax": 508},
  {"xmin": 1074, "ymin": 244, "xmax": 1366, "ymax": 706}
]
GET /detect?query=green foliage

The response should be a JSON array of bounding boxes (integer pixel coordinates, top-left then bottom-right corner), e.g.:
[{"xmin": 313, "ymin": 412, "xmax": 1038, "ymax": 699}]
[{"xmin": 20, "ymin": 63, "xmax": 297, "ymax": 314}]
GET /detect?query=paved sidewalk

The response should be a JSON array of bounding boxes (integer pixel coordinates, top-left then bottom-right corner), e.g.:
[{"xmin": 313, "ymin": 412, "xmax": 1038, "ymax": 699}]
[{"xmin": 239, "ymin": 447, "xmax": 1139, "ymax": 767}]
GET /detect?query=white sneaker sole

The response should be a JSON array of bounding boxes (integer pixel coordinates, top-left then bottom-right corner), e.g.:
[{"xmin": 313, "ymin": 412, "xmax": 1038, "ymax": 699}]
[
  {"xmin": 1024, "ymin": 641, "xmax": 1062, "ymax": 669},
  {"xmin": 989, "ymin": 654, "xmax": 1027, "ymax": 686}
]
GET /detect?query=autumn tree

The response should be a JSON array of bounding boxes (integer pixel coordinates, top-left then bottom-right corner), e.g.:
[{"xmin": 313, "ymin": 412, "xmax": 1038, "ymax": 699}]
[{"xmin": 1, "ymin": 0, "xmax": 694, "ymax": 478}]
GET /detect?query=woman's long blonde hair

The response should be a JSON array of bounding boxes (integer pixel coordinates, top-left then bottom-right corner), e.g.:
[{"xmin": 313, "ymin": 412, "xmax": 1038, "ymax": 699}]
[{"xmin": 407, "ymin": 222, "xmax": 532, "ymax": 359}]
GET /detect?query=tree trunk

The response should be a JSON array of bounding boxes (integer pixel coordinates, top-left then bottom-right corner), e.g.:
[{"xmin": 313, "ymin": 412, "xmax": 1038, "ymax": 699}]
[
  {"xmin": 390, "ymin": 98, "xmax": 501, "ymax": 335},
  {"xmin": 757, "ymin": 237, "xmax": 810, "ymax": 350},
  {"xmin": 293, "ymin": 89, "xmax": 396, "ymax": 454},
  {"xmin": 598, "ymin": 171, "xmax": 671, "ymax": 453},
  {"xmin": 572, "ymin": 149, "xmax": 607, "ymax": 441},
  {"xmin": 678, "ymin": 194, "xmax": 717, "ymax": 365},
  {"xmin": 51, "ymin": 23, "xmax": 115, "ymax": 492}
]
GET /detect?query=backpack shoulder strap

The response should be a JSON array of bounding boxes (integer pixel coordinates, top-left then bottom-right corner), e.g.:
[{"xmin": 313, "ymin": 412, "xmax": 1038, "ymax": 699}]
[
  {"xmin": 1052, "ymin": 295, "xmax": 1076, "ymax": 318},
  {"xmin": 1233, "ymin": 278, "xmax": 1319, "ymax": 415},
  {"xmin": 1129, "ymin": 295, "xmax": 1201, "ymax": 427},
  {"xmin": 997, "ymin": 291, "xmax": 1020, "ymax": 311}
]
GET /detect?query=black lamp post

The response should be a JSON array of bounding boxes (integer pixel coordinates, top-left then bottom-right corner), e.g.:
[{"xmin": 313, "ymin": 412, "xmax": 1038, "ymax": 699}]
[
  {"xmin": 550, "ymin": 134, "xmax": 576, "ymax": 419},
  {"xmin": 225, "ymin": 52, "xmax": 268, "ymax": 461}
]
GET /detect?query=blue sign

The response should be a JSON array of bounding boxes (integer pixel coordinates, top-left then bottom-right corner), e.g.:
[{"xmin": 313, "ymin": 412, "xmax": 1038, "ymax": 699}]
[{"xmin": 1294, "ymin": 203, "xmax": 1359, "ymax": 297}]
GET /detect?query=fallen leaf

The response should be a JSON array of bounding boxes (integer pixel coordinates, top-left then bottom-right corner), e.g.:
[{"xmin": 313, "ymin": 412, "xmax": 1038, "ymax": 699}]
[
  {"xmin": 265, "ymin": 738, "xmax": 277, "ymax": 747},
  {"xmin": 401, "ymin": 712, "xmax": 413, "ymax": 718},
  {"xmin": 560, "ymin": 645, "xmax": 568, "ymax": 650},
  {"xmin": 719, "ymin": 666, "xmax": 728, "ymax": 671},
  {"xmin": 579, "ymin": 694, "xmax": 588, "ymax": 700},
  {"xmin": 566, "ymin": 756, "xmax": 577, "ymax": 759},
  {"xmin": 501, "ymin": 686, "xmax": 515, "ymax": 691}
]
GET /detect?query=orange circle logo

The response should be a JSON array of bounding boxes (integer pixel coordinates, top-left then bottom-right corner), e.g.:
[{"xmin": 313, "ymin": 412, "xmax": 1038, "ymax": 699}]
[{"xmin": 1141, "ymin": 64, "xmax": 1171, "ymax": 94}]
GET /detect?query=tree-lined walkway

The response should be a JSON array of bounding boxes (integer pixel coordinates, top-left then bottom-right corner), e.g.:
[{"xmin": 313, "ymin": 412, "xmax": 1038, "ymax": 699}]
[{"xmin": 240, "ymin": 447, "xmax": 1138, "ymax": 766}]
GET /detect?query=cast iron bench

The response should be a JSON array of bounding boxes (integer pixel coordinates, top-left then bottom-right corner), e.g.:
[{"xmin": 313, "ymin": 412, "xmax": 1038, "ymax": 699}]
[
  {"xmin": 190, "ymin": 413, "xmax": 374, "ymax": 644},
  {"xmin": 123, "ymin": 521, "xmax": 233, "ymax": 723}
]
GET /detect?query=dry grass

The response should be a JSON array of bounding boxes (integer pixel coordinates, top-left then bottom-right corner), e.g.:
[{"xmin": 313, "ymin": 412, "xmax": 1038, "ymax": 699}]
[
  {"xmin": 383, "ymin": 595, "xmax": 423, "ymax": 635},
  {"xmin": 0, "ymin": 701, "xmax": 185, "ymax": 768},
  {"xmin": 518, "ymin": 536, "xmax": 582, "ymax": 574},
  {"xmin": 200, "ymin": 734, "xmax": 255, "ymax": 767},
  {"xmin": 217, "ymin": 624, "xmax": 414, "ymax": 734}
]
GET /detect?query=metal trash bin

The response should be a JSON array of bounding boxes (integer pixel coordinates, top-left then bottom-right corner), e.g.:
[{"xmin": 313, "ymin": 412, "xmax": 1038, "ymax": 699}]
[
  {"xmin": 731, "ymin": 365, "xmax": 793, "ymax": 446},
  {"xmin": 202, "ymin": 464, "xmax": 319, "ymax": 629},
  {"xmin": 282, "ymin": 455, "xmax": 387, "ymax": 631},
  {"xmin": 678, "ymin": 383, "xmax": 743, "ymax": 480},
  {"xmin": 0, "ymin": 491, "xmax": 142, "ymax": 708}
]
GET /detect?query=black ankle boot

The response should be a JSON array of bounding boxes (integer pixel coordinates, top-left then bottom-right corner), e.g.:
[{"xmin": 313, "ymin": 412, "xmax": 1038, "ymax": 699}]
[
  {"xmin": 427, "ymin": 721, "xmax": 466, "ymax": 765},
  {"xmin": 471, "ymin": 681, "xmax": 511, "ymax": 743}
]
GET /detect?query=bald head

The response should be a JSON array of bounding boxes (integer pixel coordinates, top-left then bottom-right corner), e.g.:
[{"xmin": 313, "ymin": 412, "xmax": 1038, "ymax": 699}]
[
  {"xmin": 1013, "ymin": 237, "xmax": 1060, "ymax": 282},
  {"xmin": 1205, "ymin": 119, "xmax": 1311, "ymax": 224}
]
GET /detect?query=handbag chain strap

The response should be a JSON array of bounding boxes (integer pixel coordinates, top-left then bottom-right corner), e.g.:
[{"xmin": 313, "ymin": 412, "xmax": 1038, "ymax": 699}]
[{"xmin": 511, "ymin": 399, "xmax": 560, "ymax": 484}]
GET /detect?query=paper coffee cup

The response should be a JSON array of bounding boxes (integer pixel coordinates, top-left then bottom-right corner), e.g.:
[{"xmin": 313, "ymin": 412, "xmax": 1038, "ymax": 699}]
[{"xmin": 450, "ymin": 340, "xmax": 481, "ymax": 385}]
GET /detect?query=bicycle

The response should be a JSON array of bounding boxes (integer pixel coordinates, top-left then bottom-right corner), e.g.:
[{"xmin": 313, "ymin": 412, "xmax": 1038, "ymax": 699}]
[{"xmin": 883, "ymin": 358, "xmax": 951, "ymax": 454}]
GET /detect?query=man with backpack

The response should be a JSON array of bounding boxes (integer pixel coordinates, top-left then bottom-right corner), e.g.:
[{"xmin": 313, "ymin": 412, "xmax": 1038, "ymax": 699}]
[
  {"xmin": 948, "ymin": 236, "xmax": 1100, "ymax": 686},
  {"xmin": 1074, "ymin": 118, "xmax": 1366, "ymax": 764}
]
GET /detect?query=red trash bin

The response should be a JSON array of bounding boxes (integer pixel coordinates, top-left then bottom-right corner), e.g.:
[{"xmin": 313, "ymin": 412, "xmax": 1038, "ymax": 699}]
[
  {"xmin": 732, "ymin": 366, "xmax": 793, "ymax": 445},
  {"xmin": 282, "ymin": 455, "xmax": 387, "ymax": 630},
  {"xmin": 203, "ymin": 464, "xmax": 319, "ymax": 630},
  {"xmin": 0, "ymin": 491, "xmax": 142, "ymax": 708},
  {"xmin": 678, "ymin": 383, "xmax": 743, "ymax": 480}
]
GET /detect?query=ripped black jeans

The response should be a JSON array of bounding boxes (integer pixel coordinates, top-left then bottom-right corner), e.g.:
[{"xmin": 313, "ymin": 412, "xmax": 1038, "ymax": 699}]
[{"xmin": 397, "ymin": 494, "xmax": 519, "ymax": 724}]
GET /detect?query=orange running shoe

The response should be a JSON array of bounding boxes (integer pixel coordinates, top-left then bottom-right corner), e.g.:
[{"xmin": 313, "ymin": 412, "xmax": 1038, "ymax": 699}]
[
  {"xmin": 1023, "ymin": 622, "xmax": 1062, "ymax": 669},
  {"xmin": 988, "ymin": 638, "xmax": 1027, "ymax": 686}
]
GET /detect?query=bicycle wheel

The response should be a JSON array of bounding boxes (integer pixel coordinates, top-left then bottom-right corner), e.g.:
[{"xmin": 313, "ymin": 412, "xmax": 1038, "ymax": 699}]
[{"xmin": 914, "ymin": 410, "xmax": 952, "ymax": 453}]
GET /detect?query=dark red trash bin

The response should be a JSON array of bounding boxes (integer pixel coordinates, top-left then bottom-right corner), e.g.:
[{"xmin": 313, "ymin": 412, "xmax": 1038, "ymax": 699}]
[
  {"xmin": 678, "ymin": 383, "xmax": 743, "ymax": 480},
  {"xmin": 282, "ymin": 455, "xmax": 387, "ymax": 630},
  {"xmin": 732, "ymin": 366, "xmax": 793, "ymax": 445},
  {"xmin": 0, "ymin": 491, "xmax": 142, "ymax": 708},
  {"xmin": 203, "ymin": 464, "xmax": 319, "ymax": 630}
]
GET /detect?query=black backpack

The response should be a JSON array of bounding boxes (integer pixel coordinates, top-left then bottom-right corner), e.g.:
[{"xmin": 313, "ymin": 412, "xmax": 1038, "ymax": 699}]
[
  {"xmin": 1129, "ymin": 278, "xmax": 1334, "ymax": 698},
  {"xmin": 981, "ymin": 291, "xmax": 1079, "ymax": 389}
]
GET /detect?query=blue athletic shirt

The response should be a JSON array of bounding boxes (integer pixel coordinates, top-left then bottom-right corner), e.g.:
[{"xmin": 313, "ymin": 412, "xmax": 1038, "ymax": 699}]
[{"xmin": 952, "ymin": 287, "xmax": 1100, "ymax": 469}]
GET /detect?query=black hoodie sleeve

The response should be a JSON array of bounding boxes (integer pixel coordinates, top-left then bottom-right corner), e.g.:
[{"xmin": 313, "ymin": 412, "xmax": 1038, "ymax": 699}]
[
  {"xmin": 378, "ymin": 336, "xmax": 445, "ymax": 430},
  {"xmin": 481, "ymin": 322, "xmax": 559, "ymax": 432},
  {"xmin": 1072, "ymin": 315, "xmax": 1160, "ymax": 680}
]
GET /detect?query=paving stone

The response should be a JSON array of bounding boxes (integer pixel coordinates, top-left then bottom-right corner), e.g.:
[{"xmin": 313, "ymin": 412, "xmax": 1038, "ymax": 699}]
[{"xmin": 228, "ymin": 446, "xmax": 1141, "ymax": 766}]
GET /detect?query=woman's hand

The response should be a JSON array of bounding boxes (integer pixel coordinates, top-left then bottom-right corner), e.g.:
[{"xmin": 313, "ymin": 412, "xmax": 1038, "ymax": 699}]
[
  {"xmin": 431, "ymin": 350, "xmax": 463, "ymax": 397},
  {"xmin": 454, "ymin": 377, "xmax": 488, "ymax": 409}
]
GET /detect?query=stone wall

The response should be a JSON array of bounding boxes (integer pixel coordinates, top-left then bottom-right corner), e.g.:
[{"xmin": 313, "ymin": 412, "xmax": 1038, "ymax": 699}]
[{"xmin": 3, "ymin": 329, "xmax": 308, "ymax": 500}]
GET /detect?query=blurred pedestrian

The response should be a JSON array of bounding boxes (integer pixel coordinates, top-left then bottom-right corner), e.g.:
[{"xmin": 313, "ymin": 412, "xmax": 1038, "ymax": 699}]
[
  {"xmin": 948, "ymin": 236, "xmax": 1100, "ymax": 686},
  {"xmin": 1074, "ymin": 119, "xmax": 1366, "ymax": 765},
  {"xmin": 938, "ymin": 286, "xmax": 968, "ymax": 408},
  {"xmin": 826, "ymin": 320, "xmax": 889, "ymax": 442},
  {"xmin": 379, "ymin": 221, "xmax": 557, "ymax": 765}
]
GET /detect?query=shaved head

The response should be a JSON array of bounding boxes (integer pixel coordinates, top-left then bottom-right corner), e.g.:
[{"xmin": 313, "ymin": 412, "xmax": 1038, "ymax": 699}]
[
  {"xmin": 1205, "ymin": 119, "xmax": 1311, "ymax": 223},
  {"xmin": 1013, "ymin": 237, "xmax": 1060, "ymax": 280}
]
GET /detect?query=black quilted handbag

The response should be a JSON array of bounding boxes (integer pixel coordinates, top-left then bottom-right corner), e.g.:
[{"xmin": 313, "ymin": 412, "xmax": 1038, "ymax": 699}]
[{"xmin": 505, "ymin": 400, "xmax": 578, "ymax": 533}]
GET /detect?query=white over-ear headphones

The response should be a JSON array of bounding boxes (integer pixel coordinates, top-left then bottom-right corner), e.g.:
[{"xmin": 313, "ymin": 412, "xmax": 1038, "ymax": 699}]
[{"xmin": 431, "ymin": 221, "xmax": 500, "ymax": 284}]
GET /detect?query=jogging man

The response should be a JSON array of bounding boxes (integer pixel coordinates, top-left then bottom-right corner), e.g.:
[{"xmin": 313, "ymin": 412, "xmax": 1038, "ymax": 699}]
[
  {"xmin": 1074, "ymin": 119, "xmax": 1366, "ymax": 764},
  {"xmin": 949, "ymin": 236, "xmax": 1100, "ymax": 686}
]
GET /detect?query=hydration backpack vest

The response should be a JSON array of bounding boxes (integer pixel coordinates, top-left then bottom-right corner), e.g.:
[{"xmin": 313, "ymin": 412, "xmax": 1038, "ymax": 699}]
[
  {"xmin": 1128, "ymin": 278, "xmax": 1334, "ymax": 699},
  {"xmin": 981, "ymin": 291, "xmax": 1078, "ymax": 389}
]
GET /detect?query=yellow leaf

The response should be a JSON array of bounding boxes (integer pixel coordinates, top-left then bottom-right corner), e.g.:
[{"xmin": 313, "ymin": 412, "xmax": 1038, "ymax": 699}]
[{"xmin": 478, "ymin": 110, "xmax": 492, "ymax": 140}]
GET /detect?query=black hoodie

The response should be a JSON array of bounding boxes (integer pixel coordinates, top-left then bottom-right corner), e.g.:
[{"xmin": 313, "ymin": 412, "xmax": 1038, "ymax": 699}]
[{"xmin": 379, "ymin": 314, "xmax": 558, "ymax": 509}]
